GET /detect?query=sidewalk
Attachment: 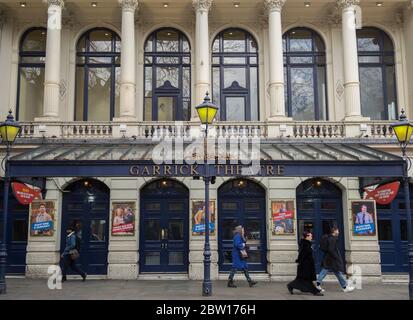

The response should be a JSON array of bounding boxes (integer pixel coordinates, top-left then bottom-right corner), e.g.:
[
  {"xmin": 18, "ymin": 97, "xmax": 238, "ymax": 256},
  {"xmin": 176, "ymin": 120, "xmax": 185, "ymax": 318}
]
[{"xmin": 0, "ymin": 278, "xmax": 408, "ymax": 300}]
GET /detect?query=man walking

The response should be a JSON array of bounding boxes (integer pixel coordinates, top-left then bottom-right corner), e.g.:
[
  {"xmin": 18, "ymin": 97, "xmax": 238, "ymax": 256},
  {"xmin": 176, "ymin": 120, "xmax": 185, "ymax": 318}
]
[
  {"xmin": 61, "ymin": 226, "xmax": 87, "ymax": 282},
  {"xmin": 316, "ymin": 227, "xmax": 354, "ymax": 293}
]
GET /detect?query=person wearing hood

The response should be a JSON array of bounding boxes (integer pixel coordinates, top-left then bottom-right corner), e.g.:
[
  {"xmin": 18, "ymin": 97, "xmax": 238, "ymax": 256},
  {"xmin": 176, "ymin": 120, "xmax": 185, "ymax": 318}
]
[
  {"xmin": 227, "ymin": 225, "xmax": 257, "ymax": 288},
  {"xmin": 287, "ymin": 231, "xmax": 323, "ymax": 296}
]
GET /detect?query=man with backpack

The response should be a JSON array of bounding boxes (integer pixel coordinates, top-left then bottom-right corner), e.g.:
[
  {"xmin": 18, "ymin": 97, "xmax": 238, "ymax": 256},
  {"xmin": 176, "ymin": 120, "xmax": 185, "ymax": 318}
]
[
  {"xmin": 316, "ymin": 227, "xmax": 354, "ymax": 293},
  {"xmin": 61, "ymin": 226, "xmax": 87, "ymax": 282}
]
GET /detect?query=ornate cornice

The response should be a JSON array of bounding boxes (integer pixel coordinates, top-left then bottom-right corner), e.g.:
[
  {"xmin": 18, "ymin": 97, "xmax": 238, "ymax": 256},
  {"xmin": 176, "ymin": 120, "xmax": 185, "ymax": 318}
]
[
  {"xmin": 43, "ymin": 0, "xmax": 65, "ymax": 7},
  {"xmin": 192, "ymin": 0, "xmax": 213, "ymax": 12},
  {"xmin": 119, "ymin": 0, "xmax": 139, "ymax": 12},
  {"xmin": 264, "ymin": 0, "xmax": 286, "ymax": 12},
  {"xmin": 336, "ymin": 0, "xmax": 360, "ymax": 9}
]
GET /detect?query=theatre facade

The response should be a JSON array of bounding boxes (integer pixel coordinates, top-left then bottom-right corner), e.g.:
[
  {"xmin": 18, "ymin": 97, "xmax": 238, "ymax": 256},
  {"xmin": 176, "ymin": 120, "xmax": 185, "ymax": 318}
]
[{"xmin": 1, "ymin": 0, "xmax": 413, "ymax": 282}]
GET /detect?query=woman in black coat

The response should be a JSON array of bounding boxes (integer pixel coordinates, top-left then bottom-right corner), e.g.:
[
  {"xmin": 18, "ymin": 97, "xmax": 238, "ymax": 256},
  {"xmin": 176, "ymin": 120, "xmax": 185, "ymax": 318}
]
[{"xmin": 287, "ymin": 231, "xmax": 323, "ymax": 296}]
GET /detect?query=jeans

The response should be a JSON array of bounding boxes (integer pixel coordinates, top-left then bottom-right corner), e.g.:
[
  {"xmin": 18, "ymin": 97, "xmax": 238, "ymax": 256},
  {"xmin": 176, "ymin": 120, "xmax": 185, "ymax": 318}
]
[
  {"xmin": 61, "ymin": 255, "xmax": 86, "ymax": 278},
  {"xmin": 228, "ymin": 268, "xmax": 252, "ymax": 282},
  {"xmin": 317, "ymin": 268, "xmax": 347, "ymax": 289}
]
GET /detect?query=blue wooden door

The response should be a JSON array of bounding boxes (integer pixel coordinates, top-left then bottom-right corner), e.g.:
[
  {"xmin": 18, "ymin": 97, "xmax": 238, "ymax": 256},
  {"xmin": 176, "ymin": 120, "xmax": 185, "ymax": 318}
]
[
  {"xmin": 378, "ymin": 184, "xmax": 413, "ymax": 273},
  {"xmin": 297, "ymin": 179, "xmax": 345, "ymax": 273},
  {"xmin": 218, "ymin": 179, "xmax": 267, "ymax": 272},
  {"xmin": 0, "ymin": 183, "xmax": 28, "ymax": 274},
  {"xmin": 139, "ymin": 180, "xmax": 189, "ymax": 273},
  {"xmin": 61, "ymin": 179, "xmax": 109, "ymax": 275}
]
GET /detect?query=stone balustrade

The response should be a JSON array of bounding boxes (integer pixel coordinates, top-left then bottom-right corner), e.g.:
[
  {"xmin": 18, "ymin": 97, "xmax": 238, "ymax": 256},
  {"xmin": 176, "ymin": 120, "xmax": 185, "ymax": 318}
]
[{"xmin": 16, "ymin": 120, "xmax": 397, "ymax": 141}]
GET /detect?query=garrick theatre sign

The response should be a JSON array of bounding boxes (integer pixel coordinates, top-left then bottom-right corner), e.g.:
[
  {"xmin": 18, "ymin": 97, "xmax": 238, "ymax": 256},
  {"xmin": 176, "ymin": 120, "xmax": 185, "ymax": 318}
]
[{"xmin": 129, "ymin": 164, "xmax": 285, "ymax": 177}]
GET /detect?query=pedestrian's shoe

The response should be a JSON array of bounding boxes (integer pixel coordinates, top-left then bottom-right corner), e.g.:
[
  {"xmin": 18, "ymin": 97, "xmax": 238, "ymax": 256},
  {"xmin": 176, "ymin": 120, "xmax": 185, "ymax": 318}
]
[
  {"xmin": 342, "ymin": 285, "xmax": 355, "ymax": 293},
  {"xmin": 315, "ymin": 283, "xmax": 325, "ymax": 292},
  {"xmin": 313, "ymin": 292, "xmax": 324, "ymax": 296},
  {"xmin": 227, "ymin": 280, "xmax": 237, "ymax": 288},
  {"xmin": 287, "ymin": 284, "xmax": 293, "ymax": 294},
  {"xmin": 62, "ymin": 276, "xmax": 67, "ymax": 283},
  {"xmin": 82, "ymin": 273, "xmax": 87, "ymax": 282},
  {"xmin": 248, "ymin": 280, "xmax": 257, "ymax": 287}
]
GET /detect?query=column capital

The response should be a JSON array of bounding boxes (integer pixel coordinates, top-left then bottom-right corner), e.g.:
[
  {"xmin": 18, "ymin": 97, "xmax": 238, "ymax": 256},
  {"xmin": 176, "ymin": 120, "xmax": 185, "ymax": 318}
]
[
  {"xmin": 264, "ymin": 0, "xmax": 286, "ymax": 13},
  {"xmin": 43, "ymin": 0, "xmax": 64, "ymax": 8},
  {"xmin": 192, "ymin": 0, "xmax": 213, "ymax": 12},
  {"xmin": 118, "ymin": 0, "xmax": 139, "ymax": 12},
  {"xmin": 336, "ymin": 0, "xmax": 360, "ymax": 9}
]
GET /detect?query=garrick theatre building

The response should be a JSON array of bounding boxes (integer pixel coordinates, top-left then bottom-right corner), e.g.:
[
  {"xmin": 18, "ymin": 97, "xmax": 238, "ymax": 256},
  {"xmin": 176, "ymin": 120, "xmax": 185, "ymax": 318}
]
[{"xmin": 0, "ymin": 0, "xmax": 413, "ymax": 283}]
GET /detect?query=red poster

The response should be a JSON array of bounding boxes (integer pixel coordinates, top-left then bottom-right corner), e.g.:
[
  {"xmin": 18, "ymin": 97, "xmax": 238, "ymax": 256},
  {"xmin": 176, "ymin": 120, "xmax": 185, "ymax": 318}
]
[
  {"xmin": 365, "ymin": 181, "xmax": 400, "ymax": 205},
  {"xmin": 11, "ymin": 182, "xmax": 42, "ymax": 205}
]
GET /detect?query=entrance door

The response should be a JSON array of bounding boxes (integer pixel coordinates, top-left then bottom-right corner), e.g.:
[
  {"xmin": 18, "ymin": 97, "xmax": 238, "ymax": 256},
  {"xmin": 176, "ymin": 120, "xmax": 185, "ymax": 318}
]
[
  {"xmin": 378, "ymin": 184, "xmax": 413, "ymax": 273},
  {"xmin": 139, "ymin": 179, "xmax": 189, "ymax": 273},
  {"xmin": 218, "ymin": 179, "xmax": 267, "ymax": 272},
  {"xmin": 0, "ymin": 183, "xmax": 28, "ymax": 274},
  {"xmin": 296, "ymin": 179, "xmax": 345, "ymax": 272},
  {"xmin": 61, "ymin": 179, "xmax": 109, "ymax": 275}
]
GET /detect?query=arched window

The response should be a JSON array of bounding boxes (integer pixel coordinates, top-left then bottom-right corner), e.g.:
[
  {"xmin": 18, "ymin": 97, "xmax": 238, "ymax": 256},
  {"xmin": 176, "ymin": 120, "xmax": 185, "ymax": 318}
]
[
  {"xmin": 212, "ymin": 28, "xmax": 259, "ymax": 121},
  {"xmin": 283, "ymin": 28, "xmax": 327, "ymax": 121},
  {"xmin": 17, "ymin": 27, "xmax": 47, "ymax": 121},
  {"xmin": 357, "ymin": 27, "xmax": 397, "ymax": 120},
  {"xmin": 144, "ymin": 28, "xmax": 191, "ymax": 121},
  {"xmin": 75, "ymin": 28, "xmax": 121, "ymax": 121}
]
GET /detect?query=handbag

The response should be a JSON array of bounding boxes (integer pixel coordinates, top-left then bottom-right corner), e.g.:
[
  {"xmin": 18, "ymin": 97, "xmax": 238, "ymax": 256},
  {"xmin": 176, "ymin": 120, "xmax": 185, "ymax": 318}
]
[
  {"xmin": 69, "ymin": 249, "xmax": 80, "ymax": 260},
  {"xmin": 239, "ymin": 249, "xmax": 248, "ymax": 259}
]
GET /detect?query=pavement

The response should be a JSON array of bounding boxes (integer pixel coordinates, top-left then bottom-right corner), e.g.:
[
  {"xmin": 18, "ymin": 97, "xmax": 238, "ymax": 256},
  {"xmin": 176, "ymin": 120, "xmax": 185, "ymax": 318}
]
[{"xmin": 0, "ymin": 278, "xmax": 408, "ymax": 300}]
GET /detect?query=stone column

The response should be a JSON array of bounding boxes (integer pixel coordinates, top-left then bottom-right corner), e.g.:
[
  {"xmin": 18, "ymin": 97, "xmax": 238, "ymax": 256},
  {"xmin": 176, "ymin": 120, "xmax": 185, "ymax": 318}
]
[
  {"xmin": 338, "ymin": 0, "xmax": 365, "ymax": 120},
  {"xmin": 192, "ymin": 0, "xmax": 212, "ymax": 120},
  {"xmin": 404, "ymin": 2, "xmax": 413, "ymax": 120},
  {"xmin": 265, "ymin": 0, "xmax": 287, "ymax": 120},
  {"xmin": 116, "ymin": 0, "xmax": 138, "ymax": 121},
  {"xmin": 39, "ymin": 0, "xmax": 64, "ymax": 120}
]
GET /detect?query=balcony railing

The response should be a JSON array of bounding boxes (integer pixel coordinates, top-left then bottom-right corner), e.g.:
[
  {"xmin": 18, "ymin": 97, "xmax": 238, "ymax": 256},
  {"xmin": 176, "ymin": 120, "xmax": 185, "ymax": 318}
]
[{"xmin": 18, "ymin": 120, "xmax": 396, "ymax": 141}]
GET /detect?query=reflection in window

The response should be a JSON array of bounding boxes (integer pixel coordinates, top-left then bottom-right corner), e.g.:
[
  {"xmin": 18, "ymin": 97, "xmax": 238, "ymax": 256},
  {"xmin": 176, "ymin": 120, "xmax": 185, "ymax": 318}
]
[
  {"xmin": 17, "ymin": 27, "xmax": 47, "ymax": 121},
  {"xmin": 75, "ymin": 28, "xmax": 121, "ymax": 121},
  {"xmin": 212, "ymin": 29, "xmax": 259, "ymax": 121},
  {"xmin": 283, "ymin": 28, "xmax": 327, "ymax": 120},
  {"xmin": 144, "ymin": 28, "xmax": 191, "ymax": 121},
  {"xmin": 90, "ymin": 219, "xmax": 106, "ymax": 242},
  {"xmin": 357, "ymin": 27, "xmax": 397, "ymax": 120},
  {"xmin": 378, "ymin": 220, "xmax": 392, "ymax": 241}
]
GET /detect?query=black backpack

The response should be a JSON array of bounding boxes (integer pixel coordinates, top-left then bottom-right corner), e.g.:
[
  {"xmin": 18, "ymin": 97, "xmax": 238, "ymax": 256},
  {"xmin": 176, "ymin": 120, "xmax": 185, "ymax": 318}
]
[
  {"xmin": 319, "ymin": 234, "xmax": 329, "ymax": 253},
  {"xmin": 75, "ymin": 235, "xmax": 81, "ymax": 251}
]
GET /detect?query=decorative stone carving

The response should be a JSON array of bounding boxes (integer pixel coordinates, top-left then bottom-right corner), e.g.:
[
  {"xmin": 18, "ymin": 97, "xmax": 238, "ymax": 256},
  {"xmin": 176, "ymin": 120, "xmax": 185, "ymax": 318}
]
[
  {"xmin": 43, "ymin": 0, "xmax": 65, "ymax": 7},
  {"xmin": 264, "ymin": 0, "xmax": 286, "ymax": 12},
  {"xmin": 59, "ymin": 80, "xmax": 66, "ymax": 100},
  {"xmin": 192, "ymin": 0, "xmax": 213, "ymax": 11},
  {"xmin": 336, "ymin": 0, "xmax": 360, "ymax": 9},
  {"xmin": 118, "ymin": 0, "xmax": 138, "ymax": 11},
  {"xmin": 62, "ymin": 11, "xmax": 76, "ymax": 28},
  {"xmin": 336, "ymin": 80, "xmax": 344, "ymax": 101}
]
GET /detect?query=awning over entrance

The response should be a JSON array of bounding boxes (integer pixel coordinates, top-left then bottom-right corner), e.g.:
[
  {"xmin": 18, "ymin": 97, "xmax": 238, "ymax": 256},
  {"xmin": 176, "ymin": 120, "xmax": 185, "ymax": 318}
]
[{"xmin": 9, "ymin": 143, "xmax": 404, "ymax": 178}]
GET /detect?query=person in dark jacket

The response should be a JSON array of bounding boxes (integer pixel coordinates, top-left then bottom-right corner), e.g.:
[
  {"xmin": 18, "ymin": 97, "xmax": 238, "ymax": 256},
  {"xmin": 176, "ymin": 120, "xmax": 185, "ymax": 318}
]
[
  {"xmin": 61, "ymin": 227, "xmax": 86, "ymax": 282},
  {"xmin": 287, "ymin": 231, "xmax": 323, "ymax": 296},
  {"xmin": 228, "ymin": 225, "xmax": 257, "ymax": 288},
  {"xmin": 316, "ymin": 227, "xmax": 354, "ymax": 293}
]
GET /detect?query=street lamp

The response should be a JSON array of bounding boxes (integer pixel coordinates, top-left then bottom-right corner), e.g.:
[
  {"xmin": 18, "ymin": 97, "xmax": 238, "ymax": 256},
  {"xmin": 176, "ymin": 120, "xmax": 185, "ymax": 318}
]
[
  {"xmin": 196, "ymin": 92, "xmax": 218, "ymax": 297},
  {"xmin": 391, "ymin": 109, "xmax": 413, "ymax": 300},
  {"xmin": 0, "ymin": 110, "xmax": 21, "ymax": 294}
]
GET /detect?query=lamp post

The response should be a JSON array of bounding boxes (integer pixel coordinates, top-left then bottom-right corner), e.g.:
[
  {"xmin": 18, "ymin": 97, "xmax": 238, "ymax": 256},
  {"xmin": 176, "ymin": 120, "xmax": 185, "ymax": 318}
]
[
  {"xmin": 195, "ymin": 92, "xmax": 218, "ymax": 297},
  {"xmin": 391, "ymin": 109, "xmax": 413, "ymax": 300},
  {"xmin": 0, "ymin": 110, "xmax": 21, "ymax": 294}
]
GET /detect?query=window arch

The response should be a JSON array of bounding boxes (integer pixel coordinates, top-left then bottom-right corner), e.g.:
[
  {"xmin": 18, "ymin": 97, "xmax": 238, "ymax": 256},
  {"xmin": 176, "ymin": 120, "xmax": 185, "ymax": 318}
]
[
  {"xmin": 17, "ymin": 27, "xmax": 47, "ymax": 121},
  {"xmin": 144, "ymin": 28, "xmax": 191, "ymax": 121},
  {"xmin": 75, "ymin": 28, "xmax": 121, "ymax": 121},
  {"xmin": 357, "ymin": 27, "xmax": 397, "ymax": 120},
  {"xmin": 212, "ymin": 28, "xmax": 259, "ymax": 121},
  {"xmin": 283, "ymin": 28, "xmax": 327, "ymax": 121}
]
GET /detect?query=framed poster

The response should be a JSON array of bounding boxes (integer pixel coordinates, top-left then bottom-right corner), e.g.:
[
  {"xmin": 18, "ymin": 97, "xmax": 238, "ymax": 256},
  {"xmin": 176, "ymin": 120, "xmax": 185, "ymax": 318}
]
[
  {"xmin": 30, "ymin": 200, "xmax": 55, "ymax": 236},
  {"xmin": 352, "ymin": 200, "xmax": 376, "ymax": 236},
  {"xmin": 271, "ymin": 200, "xmax": 295, "ymax": 235},
  {"xmin": 192, "ymin": 200, "xmax": 216, "ymax": 236},
  {"xmin": 111, "ymin": 201, "xmax": 136, "ymax": 236}
]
